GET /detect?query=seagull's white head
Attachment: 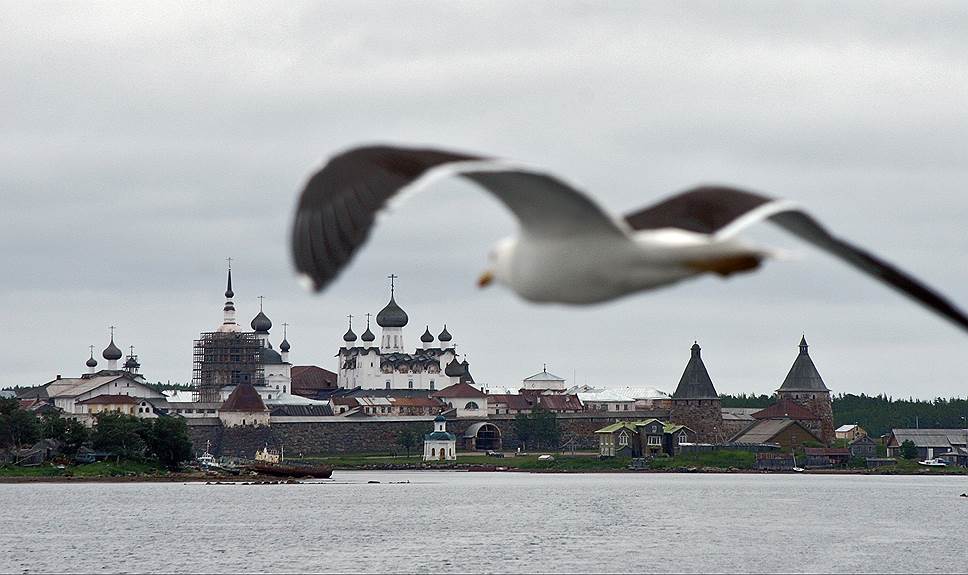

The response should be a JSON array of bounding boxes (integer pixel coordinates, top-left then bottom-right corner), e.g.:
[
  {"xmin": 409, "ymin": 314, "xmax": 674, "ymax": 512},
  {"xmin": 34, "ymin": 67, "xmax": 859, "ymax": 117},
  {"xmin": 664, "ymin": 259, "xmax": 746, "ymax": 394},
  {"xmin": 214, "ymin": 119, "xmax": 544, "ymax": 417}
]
[{"xmin": 478, "ymin": 237, "xmax": 516, "ymax": 289}]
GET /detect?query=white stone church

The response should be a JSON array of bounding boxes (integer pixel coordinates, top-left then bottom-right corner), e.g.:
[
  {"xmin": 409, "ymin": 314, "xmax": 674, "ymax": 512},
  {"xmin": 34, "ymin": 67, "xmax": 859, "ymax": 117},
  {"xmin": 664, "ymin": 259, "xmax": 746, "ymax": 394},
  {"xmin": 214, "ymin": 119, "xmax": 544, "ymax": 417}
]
[{"xmin": 337, "ymin": 279, "xmax": 468, "ymax": 391}]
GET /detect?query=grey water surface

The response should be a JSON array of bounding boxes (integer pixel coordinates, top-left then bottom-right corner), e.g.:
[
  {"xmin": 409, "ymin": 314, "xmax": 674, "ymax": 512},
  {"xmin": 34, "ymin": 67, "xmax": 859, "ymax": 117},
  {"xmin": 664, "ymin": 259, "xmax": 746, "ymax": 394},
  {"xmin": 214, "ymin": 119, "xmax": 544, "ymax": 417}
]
[{"xmin": 2, "ymin": 472, "xmax": 966, "ymax": 574}]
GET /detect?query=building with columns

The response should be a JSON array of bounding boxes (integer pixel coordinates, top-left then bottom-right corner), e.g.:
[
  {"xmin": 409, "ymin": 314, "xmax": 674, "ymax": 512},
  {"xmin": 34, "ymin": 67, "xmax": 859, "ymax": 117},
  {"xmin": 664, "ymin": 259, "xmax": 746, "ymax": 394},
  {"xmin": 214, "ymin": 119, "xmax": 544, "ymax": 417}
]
[{"xmin": 337, "ymin": 278, "xmax": 470, "ymax": 391}]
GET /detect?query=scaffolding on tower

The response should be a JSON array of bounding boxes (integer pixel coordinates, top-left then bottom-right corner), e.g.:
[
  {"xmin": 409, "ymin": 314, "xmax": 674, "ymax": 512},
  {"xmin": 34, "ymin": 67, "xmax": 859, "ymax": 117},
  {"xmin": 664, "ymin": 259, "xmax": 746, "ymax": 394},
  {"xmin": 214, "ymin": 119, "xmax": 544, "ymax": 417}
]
[{"xmin": 192, "ymin": 331, "xmax": 264, "ymax": 402}]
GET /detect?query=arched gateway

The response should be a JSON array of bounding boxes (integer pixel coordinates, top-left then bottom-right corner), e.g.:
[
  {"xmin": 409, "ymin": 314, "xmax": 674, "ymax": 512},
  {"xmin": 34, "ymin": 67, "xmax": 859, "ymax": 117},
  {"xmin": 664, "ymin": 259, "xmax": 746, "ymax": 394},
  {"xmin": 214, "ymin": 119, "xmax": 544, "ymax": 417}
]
[{"xmin": 463, "ymin": 422, "xmax": 502, "ymax": 451}]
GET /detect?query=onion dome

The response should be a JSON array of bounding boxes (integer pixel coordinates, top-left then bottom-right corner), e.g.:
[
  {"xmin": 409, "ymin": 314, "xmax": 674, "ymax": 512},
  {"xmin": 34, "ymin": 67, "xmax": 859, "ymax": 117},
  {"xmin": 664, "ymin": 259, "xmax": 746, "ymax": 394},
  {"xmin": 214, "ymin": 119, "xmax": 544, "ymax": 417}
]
[
  {"xmin": 86, "ymin": 354, "xmax": 98, "ymax": 369},
  {"xmin": 260, "ymin": 346, "xmax": 283, "ymax": 364},
  {"xmin": 420, "ymin": 326, "xmax": 434, "ymax": 343},
  {"xmin": 438, "ymin": 325, "xmax": 452, "ymax": 342},
  {"xmin": 361, "ymin": 325, "xmax": 375, "ymax": 342},
  {"xmin": 280, "ymin": 337, "xmax": 290, "ymax": 352},
  {"xmin": 343, "ymin": 326, "xmax": 357, "ymax": 342},
  {"xmin": 445, "ymin": 358, "xmax": 464, "ymax": 377},
  {"xmin": 376, "ymin": 296, "xmax": 408, "ymax": 327},
  {"xmin": 102, "ymin": 337, "xmax": 122, "ymax": 361},
  {"xmin": 124, "ymin": 356, "xmax": 140, "ymax": 370},
  {"xmin": 434, "ymin": 414, "xmax": 446, "ymax": 423},
  {"xmin": 251, "ymin": 311, "xmax": 272, "ymax": 333}
]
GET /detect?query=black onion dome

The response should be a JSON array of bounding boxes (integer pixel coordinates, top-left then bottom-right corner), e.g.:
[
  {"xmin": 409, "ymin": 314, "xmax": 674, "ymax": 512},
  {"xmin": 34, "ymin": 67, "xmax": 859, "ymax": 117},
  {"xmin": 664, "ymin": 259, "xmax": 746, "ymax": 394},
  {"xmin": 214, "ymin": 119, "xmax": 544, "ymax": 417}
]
[
  {"xmin": 86, "ymin": 355, "xmax": 98, "ymax": 368},
  {"xmin": 376, "ymin": 296, "xmax": 408, "ymax": 327},
  {"xmin": 280, "ymin": 338, "xmax": 290, "ymax": 352},
  {"xmin": 260, "ymin": 346, "xmax": 283, "ymax": 364},
  {"xmin": 444, "ymin": 358, "xmax": 464, "ymax": 377},
  {"xmin": 251, "ymin": 311, "xmax": 272, "ymax": 332},
  {"xmin": 102, "ymin": 338, "xmax": 123, "ymax": 361},
  {"xmin": 343, "ymin": 327, "xmax": 357, "ymax": 342},
  {"xmin": 124, "ymin": 356, "xmax": 140, "ymax": 369},
  {"xmin": 361, "ymin": 326, "xmax": 375, "ymax": 342},
  {"xmin": 420, "ymin": 325, "xmax": 434, "ymax": 343},
  {"xmin": 438, "ymin": 325, "xmax": 452, "ymax": 342}
]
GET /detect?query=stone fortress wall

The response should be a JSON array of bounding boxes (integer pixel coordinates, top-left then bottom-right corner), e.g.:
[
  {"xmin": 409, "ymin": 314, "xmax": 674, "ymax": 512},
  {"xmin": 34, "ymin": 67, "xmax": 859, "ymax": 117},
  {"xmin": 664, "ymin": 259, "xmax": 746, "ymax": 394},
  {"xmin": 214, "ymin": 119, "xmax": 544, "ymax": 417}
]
[{"xmin": 186, "ymin": 411, "xmax": 674, "ymax": 457}]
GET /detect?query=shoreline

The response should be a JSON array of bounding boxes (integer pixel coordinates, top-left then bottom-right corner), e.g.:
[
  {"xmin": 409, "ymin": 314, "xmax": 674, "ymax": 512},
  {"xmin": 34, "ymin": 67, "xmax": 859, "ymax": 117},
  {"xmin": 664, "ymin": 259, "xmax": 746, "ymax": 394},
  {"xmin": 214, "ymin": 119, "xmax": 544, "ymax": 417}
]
[{"xmin": 2, "ymin": 465, "xmax": 965, "ymax": 483}]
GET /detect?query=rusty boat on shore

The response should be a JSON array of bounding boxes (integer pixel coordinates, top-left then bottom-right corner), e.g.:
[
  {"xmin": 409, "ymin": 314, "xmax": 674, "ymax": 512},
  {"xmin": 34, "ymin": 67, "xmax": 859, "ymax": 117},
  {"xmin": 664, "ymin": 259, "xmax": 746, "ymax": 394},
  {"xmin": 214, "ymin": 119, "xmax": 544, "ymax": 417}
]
[{"xmin": 243, "ymin": 446, "xmax": 332, "ymax": 479}]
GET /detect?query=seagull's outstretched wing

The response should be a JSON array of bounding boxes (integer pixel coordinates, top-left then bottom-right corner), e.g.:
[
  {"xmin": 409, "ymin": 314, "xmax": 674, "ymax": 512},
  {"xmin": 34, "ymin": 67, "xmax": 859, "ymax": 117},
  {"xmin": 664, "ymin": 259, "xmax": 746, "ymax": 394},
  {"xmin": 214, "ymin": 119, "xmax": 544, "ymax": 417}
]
[
  {"xmin": 292, "ymin": 145, "xmax": 627, "ymax": 292},
  {"xmin": 625, "ymin": 186, "xmax": 968, "ymax": 332}
]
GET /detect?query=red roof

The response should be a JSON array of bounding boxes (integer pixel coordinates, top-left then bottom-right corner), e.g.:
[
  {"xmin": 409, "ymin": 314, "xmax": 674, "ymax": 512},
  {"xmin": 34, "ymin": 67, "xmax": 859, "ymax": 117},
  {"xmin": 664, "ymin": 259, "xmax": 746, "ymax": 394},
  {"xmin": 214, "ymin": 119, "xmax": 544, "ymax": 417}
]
[
  {"xmin": 290, "ymin": 365, "xmax": 338, "ymax": 396},
  {"xmin": 488, "ymin": 394, "xmax": 534, "ymax": 410},
  {"xmin": 220, "ymin": 383, "xmax": 267, "ymax": 412},
  {"xmin": 392, "ymin": 397, "xmax": 445, "ymax": 408},
  {"xmin": 534, "ymin": 394, "xmax": 583, "ymax": 411},
  {"xmin": 752, "ymin": 399, "xmax": 819, "ymax": 420},
  {"xmin": 432, "ymin": 382, "xmax": 487, "ymax": 399},
  {"xmin": 76, "ymin": 395, "xmax": 139, "ymax": 405}
]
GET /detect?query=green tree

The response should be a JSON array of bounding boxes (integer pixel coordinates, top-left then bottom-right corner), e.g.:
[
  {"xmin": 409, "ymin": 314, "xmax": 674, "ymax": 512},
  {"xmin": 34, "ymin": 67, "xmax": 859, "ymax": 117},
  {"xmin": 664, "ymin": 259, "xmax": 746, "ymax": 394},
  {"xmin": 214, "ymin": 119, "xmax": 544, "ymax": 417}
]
[
  {"xmin": 92, "ymin": 412, "xmax": 147, "ymax": 461},
  {"xmin": 532, "ymin": 408, "xmax": 560, "ymax": 450},
  {"xmin": 900, "ymin": 439, "xmax": 918, "ymax": 460},
  {"xmin": 0, "ymin": 400, "xmax": 42, "ymax": 448},
  {"xmin": 42, "ymin": 412, "xmax": 68, "ymax": 441},
  {"xmin": 143, "ymin": 417, "xmax": 193, "ymax": 471},
  {"xmin": 396, "ymin": 427, "xmax": 418, "ymax": 458},
  {"xmin": 513, "ymin": 412, "xmax": 533, "ymax": 450},
  {"xmin": 61, "ymin": 419, "xmax": 90, "ymax": 456}
]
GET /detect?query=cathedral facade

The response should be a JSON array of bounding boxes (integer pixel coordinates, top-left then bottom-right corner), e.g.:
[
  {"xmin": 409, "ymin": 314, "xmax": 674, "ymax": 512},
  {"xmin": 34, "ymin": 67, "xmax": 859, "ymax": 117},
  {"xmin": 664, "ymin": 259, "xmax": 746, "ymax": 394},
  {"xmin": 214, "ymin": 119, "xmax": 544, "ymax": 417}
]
[{"xmin": 337, "ymin": 282, "xmax": 467, "ymax": 391}]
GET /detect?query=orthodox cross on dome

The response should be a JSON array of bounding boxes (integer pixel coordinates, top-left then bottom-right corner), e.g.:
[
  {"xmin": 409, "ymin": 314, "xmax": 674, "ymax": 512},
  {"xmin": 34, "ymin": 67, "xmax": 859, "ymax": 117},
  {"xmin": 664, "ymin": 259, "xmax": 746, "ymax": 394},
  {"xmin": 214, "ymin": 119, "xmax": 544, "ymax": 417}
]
[
  {"xmin": 109, "ymin": 326, "xmax": 115, "ymax": 338},
  {"xmin": 89, "ymin": 345, "xmax": 95, "ymax": 356},
  {"xmin": 282, "ymin": 322, "xmax": 289, "ymax": 337},
  {"xmin": 347, "ymin": 314, "xmax": 353, "ymax": 329},
  {"xmin": 543, "ymin": 363, "xmax": 547, "ymax": 372},
  {"xmin": 129, "ymin": 346, "xmax": 135, "ymax": 356},
  {"xmin": 226, "ymin": 256, "xmax": 233, "ymax": 270},
  {"xmin": 387, "ymin": 273, "xmax": 398, "ymax": 296},
  {"xmin": 365, "ymin": 312, "xmax": 371, "ymax": 327},
  {"xmin": 257, "ymin": 295, "xmax": 265, "ymax": 311}
]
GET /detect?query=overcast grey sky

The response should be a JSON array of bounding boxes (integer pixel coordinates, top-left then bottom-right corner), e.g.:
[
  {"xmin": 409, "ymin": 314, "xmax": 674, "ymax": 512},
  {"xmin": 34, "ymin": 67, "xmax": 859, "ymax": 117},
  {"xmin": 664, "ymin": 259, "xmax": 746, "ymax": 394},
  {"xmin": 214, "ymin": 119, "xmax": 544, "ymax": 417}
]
[{"xmin": 3, "ymin": 1, "xmax": 967, "ymax": 399}]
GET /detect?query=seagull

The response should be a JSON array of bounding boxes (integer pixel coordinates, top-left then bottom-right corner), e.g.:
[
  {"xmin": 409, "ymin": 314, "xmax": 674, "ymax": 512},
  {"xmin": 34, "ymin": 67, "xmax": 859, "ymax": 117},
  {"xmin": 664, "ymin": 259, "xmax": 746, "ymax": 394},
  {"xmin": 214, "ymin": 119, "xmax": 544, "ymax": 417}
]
[{"xmin": 291, "ymin": 144, "xmax": 968, "ymax": 333}]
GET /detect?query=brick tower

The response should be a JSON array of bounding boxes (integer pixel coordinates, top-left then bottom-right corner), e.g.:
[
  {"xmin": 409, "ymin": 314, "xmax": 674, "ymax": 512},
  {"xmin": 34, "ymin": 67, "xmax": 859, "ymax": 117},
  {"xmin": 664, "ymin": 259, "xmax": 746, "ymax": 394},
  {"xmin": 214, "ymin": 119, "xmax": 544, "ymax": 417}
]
[
  {"xmin": 775, "ymin": 336, "xmax": 834, "ymax": 445},
  {"xmin": 670, "ymin": 342, "xmax": 724, "ymax": 443}
]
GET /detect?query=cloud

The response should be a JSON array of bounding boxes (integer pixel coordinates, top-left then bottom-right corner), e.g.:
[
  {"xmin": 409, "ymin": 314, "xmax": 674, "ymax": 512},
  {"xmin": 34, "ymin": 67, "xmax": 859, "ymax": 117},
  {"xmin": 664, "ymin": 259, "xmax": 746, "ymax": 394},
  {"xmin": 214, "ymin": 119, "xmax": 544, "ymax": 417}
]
[{"xmin": 2, "ymin": 2, "xmax": 966, "ymax": 398}]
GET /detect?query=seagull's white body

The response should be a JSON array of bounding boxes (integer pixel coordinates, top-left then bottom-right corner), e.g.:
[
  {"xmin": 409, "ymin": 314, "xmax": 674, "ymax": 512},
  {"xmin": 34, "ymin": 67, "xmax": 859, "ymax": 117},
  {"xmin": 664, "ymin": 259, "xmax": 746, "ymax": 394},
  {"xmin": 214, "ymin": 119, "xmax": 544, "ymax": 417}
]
[{"xmin": 291, "ymin": 144, "xmax": 968, "ymax": 333}]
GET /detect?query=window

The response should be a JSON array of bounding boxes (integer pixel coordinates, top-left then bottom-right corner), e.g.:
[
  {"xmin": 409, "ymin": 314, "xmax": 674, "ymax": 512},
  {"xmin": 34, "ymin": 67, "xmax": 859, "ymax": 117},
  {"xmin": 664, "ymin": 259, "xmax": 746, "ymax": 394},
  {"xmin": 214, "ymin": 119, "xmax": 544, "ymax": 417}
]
[
  {"xmin": 409, "ymin": 381, "xmax": 414, "ymax": 389},
  {"xmin": 430, "ymin": 381, "xmax": 435, "ymax": 390},
  {"xmin": 386, "ymin": 381, "xmax": 391, "ymax": 389},
  {"xmin": 618, "ymin": 432, "xmax": 629, "ymax": 446},
  {"xmin": 431, "ymin": 448, "xmax": 436, "ymax": 457},
  {"xmin": 679, "ymin": 432, "xmax": 688, "ymax": 443},
  {"xmin": 464, "ymin": 401, "xmax": 479, "ymax": 410},
  {"xmin": 648, "ymin": 435, "xmax": 662, "ymax": 446}
]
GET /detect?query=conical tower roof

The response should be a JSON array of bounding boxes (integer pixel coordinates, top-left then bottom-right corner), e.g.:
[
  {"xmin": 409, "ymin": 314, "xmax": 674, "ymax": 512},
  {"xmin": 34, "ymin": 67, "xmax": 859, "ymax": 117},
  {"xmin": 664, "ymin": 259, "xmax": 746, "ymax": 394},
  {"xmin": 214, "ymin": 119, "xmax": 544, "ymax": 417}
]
[
  {"xmin": 671, "ymin": 342, "xmax": 719, "ymax": 399},
  {"xmin": 221, "ymin": 382, "xmax": 267, "ymax": 412},
  {"xmin": 777, "ymin": 336, "xmax": 829, "ymax": 392}
]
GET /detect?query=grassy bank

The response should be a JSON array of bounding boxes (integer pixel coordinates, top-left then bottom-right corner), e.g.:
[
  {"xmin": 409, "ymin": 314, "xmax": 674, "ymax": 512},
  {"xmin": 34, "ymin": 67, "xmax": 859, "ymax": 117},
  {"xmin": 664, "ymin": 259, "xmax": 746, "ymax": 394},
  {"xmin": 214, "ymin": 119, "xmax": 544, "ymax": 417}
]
[{"xmin": 0, "ymin": 460, "xmax": 163, "ymax": 479}]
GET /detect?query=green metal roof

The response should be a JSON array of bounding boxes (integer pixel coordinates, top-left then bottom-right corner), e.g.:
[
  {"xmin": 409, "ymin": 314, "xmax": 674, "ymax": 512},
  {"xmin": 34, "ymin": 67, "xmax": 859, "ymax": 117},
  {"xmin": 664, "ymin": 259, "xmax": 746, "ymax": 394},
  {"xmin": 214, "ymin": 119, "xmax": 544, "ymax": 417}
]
[
  {"xmin": 424, "ymin": 431, "xmax": 456, "ymax": 441},
  {"xmin": 594, "ymin": 422, "xmax": 639, "ymax": 434}
]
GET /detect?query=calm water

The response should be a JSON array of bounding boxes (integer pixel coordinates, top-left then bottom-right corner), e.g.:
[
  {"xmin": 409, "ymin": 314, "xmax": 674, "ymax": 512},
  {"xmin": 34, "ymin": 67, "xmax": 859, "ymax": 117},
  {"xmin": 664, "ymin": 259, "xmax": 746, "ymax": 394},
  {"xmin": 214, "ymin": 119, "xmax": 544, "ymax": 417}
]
[{"xmin": 2, "ymin": 472, "xmax": 967, "ymax": 574}]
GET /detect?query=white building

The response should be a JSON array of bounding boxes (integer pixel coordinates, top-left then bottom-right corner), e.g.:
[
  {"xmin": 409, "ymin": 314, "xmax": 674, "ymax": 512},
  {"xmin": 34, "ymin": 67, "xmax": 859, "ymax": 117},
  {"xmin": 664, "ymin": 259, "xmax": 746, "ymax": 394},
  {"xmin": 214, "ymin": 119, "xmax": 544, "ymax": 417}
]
[
  {"xmin": 575, "ymin": 387, "xmax": 672, "ymax": 412},
  {"xmin": 432, "ymin": 381, "xmax": 489, "ymax": 418},
  {"xmin": 423, "ymin": 415, "xmax": 457, "ymax": 461},
  {"xmin": 521, "ymin": 366, "xmax": 566, "ymax": 392},
  {"xmin": 336, "ymin": 280, "xmax": 469, "ymax": 391}
]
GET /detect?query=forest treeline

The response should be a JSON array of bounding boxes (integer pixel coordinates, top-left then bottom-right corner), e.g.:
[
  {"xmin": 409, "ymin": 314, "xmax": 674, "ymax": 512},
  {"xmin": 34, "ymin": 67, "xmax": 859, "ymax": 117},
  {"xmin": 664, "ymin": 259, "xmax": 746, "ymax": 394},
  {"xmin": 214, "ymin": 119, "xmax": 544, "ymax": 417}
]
[{"xmin": 720, "ymin": 393, "xmax": 968, "ymax": 437}]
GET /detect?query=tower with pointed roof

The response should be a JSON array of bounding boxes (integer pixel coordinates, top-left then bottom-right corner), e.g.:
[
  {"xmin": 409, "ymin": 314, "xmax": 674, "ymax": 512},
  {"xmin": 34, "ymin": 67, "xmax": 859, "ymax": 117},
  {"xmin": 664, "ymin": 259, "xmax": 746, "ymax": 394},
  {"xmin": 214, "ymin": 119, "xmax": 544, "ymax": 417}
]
[
  {"xmin": 669, "ymin": 342, "xmax": 724, "ymax": 442},
  {"xmin": 217, "ymin": 263, "xmax": 241, "ymax": 333},
  {"xmin": 775, "ymin": 336, "xmax": 834, "ymax": 444}
]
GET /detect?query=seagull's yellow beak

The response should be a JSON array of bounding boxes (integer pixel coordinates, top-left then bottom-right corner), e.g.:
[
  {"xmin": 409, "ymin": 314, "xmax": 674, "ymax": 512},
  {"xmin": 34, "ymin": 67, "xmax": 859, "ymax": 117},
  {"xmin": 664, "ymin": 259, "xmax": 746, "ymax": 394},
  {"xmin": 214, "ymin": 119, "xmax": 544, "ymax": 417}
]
[{"xmin": 477, "ymin": 270, "xmax": 494, "ymax": 288}]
